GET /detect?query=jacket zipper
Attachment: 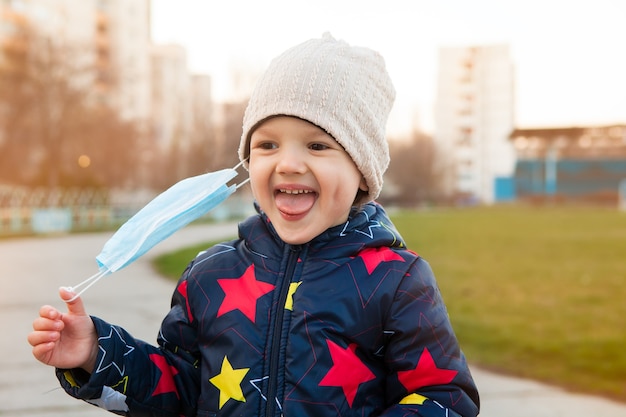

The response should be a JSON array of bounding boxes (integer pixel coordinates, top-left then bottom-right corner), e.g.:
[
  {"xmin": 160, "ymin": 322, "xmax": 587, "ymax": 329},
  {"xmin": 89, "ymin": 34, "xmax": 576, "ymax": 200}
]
[{"xmin": 265, "ymin": 245, "xmax": 301, "ymax": 417}]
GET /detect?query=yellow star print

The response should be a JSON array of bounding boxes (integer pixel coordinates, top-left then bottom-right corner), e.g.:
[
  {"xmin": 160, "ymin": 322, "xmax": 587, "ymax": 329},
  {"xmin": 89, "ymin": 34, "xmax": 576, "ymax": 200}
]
[
  {"xmin": 111, "ymin": 376, "xmax": 129, "ymax": 394},
  {"xmin": 63, "ymin": 371, "xmax": 79, "ymax": 388},
  {"xmin": 209, "ymin": 356, "xmax": 250, "ymax": 409},
  {"xmin": 285, "ymin": 281, "xmax": 302, "ymax": 311},
  {"xmin": 399, "ymin": 393, "xmax": 428, "ymax": 405}
]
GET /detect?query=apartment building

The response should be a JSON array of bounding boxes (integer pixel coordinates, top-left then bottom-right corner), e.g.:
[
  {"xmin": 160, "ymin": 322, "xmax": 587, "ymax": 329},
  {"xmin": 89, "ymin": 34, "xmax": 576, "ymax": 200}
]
[
  {"xmin": 434, "ymin": 44, "xmax": 516, "ymax": 204},
  {"xmin": 150, "ymin": 43, "xmax": 192, "ymax": 150},
  {"xmin": 1, "ymin": 0, "xmax": 215, "ymax": 152},
  {"xmin": 95, "ymin": 0, "xmax": 152, "ymax": 122},
  {"xmin": 0, "ymin": 0, "xmax": 151, "ymax": 121}
]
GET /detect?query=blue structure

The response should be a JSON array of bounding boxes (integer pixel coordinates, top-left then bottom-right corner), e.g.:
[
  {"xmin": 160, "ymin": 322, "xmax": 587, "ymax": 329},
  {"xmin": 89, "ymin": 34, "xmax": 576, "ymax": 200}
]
[
  {"xmin": 494, "ymin": 176, "xmax": 516, "ymax": 201},
  {"xmin": 509, "ymin": 124, "xmax": 626, "ymax": 204},
  {"xmin": 515, "ymin": 159, "xmax": 626, "ymax": 198}
]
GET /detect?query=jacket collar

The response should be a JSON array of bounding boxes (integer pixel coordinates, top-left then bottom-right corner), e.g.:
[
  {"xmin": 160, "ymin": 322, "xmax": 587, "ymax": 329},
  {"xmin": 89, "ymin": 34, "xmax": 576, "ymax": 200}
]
[{"xmin": 238, "ymin": 202, "xmax": 406, "ymax": 259}]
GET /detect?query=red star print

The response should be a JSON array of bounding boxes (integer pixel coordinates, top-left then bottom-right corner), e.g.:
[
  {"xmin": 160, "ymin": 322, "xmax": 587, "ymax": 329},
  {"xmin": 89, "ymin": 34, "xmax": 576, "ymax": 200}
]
[
  {"xmin": 217, "ymin": 264, "xmax": 275, "ymax": 322},
  {"xmin": 397, "ymin": 347, "xmax": 458, "ymax": 392},
  {"xmin": 176, "ymin": 280, "xmax": 193, "ymax": 322},
  {"xmin": 319, "ymin": 340, "xmax": 375, "ymax": 407},
  {"xmin": 149, "ymin": 354, "xmax": 180, "ymax": 399},
  {"xmin": 358, "ymin": 247, "xmax": 405, "ymax": 274}
]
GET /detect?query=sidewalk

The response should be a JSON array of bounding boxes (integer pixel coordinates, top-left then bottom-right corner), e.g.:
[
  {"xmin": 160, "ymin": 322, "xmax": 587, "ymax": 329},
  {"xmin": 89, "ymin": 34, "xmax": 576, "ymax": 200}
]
[
  {"xmin": 472, "ymin": 366, "xmax": 626, "ymax": 416},
  {"xmin": 2, "ymin": 222, "xmax": 625, "ymax": 416}
]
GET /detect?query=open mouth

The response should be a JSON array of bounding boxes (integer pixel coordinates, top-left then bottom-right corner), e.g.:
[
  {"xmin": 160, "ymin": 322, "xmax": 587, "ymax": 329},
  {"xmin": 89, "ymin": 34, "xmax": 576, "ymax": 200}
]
[
  {"xmin": 278, "ymin": 189, "xmax": 314, "ymax": 195},
  {"xmin": 274, "ymin": 188, "xmax": 318, "ymax": 217}
]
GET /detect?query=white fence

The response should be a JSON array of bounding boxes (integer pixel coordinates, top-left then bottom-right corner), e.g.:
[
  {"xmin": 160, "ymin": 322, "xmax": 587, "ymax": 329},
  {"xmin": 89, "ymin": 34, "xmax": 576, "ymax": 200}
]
[{"xmin": 0, "ymin": 185, "xmax": 253, "ymax": 236}]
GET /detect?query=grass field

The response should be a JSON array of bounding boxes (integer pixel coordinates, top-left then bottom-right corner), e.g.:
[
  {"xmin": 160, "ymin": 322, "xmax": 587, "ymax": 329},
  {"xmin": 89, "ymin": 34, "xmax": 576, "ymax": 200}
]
[{"xmin": 153, "ymin": 205, "xmax": 626, "ymax": 402}]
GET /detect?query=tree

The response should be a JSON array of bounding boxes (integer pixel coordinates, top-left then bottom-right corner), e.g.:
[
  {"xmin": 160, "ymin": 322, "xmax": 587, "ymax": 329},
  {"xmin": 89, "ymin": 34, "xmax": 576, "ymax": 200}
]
[
  {"xmin": 385, "ymin": 129, "xmax": 447, "ymax": 206},
  {"xmin": 0, "ymin": 18, "xmax": 143, "ymax": 188},
  {"xmin": 184, "ymin": 76, "xmax": 218, "ymax": 177},
  {"xmin": 212, "ymin": 100, "xmax": 247, "ymax": 171}
]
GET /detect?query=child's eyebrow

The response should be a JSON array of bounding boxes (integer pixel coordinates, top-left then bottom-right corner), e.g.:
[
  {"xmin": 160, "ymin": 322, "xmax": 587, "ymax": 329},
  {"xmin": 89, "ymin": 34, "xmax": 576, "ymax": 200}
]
[
  {"xmin": 253, "ymin": 124, "xmax": 333, "ymax": 141},
  {"xmin": 307, "ymin": 130, "xmax": 334, "ymax": 140},
  {"xmin": 250, "ymin": 126, "xmax": 279, "ymax": 140},
  {"xmin": 299, "ymin": 124, "xmax": 335, "ymax": 140}
]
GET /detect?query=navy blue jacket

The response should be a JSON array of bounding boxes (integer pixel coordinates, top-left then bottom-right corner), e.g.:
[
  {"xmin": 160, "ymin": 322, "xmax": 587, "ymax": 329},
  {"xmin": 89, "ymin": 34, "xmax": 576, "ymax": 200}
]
[{"xmin": 57, "ymin": 202, "xmax": 479, "ymax": 416}]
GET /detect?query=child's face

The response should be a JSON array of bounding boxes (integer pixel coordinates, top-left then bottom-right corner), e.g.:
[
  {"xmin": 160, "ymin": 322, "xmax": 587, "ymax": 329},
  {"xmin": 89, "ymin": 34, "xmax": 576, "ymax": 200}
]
[{"xmin": 248, "ymin": 116, "xmax": 368, "ymax": 245}]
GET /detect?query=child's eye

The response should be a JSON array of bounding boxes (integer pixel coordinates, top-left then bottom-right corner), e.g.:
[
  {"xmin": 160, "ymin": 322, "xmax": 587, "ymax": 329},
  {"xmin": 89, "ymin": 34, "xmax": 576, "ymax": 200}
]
[
  {"xmin": 255, "ymin": 141, "xmax": 277, "ymax": 150},
  {"xmin": 310, "ymin": 143, "xmax": 329, "ymax": 151}
]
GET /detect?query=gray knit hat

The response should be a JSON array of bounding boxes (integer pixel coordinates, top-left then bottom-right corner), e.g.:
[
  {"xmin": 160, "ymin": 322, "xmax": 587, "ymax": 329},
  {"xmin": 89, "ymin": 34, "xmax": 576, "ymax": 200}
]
[{"xmin": 238, "ymin": 33, "xmax": 396, "ymax": 202}]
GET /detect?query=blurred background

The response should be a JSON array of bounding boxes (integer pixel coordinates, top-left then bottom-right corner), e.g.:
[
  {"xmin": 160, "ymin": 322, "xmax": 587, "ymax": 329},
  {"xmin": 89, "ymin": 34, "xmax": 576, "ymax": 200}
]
[
  {"xmin": 2, "ymin": 1, "xmax": 626, "ymax": 410},
  {"xmin": 0, "ymin": 0, "xmax": 625, "ymax": 233}
]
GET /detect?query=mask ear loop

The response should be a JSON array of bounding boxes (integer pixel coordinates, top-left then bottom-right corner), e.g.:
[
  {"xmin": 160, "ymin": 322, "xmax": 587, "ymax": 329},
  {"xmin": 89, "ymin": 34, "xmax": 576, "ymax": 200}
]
[
  {"xmin": 232, "ymin": 159, "xmax": 251, "ymax": 189},
  {"xmin": 61, "ymin": 269, "xmax": 108, "ymax": 302},
  {"xmin": 63, "ymin": 160, "xmax": 250, "ymax": 303},
  {"xmin": 236, "ymin": 178, "xmax": 250, "ymax": 189}
]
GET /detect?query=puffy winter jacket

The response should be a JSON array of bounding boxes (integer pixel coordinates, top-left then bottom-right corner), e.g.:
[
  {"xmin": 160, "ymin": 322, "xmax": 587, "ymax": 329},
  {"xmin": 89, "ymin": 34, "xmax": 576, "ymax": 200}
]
[{"xmin": 57, "ymin": 202, "xmax": 480, "ymax": 416}]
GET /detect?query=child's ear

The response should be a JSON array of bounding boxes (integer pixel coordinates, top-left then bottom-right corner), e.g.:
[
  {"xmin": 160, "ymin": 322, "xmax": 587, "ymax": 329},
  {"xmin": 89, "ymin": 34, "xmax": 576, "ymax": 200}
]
[
  {"xmin": 359, "ymin": 177, "xmax": 369, "ymax": 192},
  {"xmin": 353, "ymin": 177, "xmax": 369, "ymax": 205}
]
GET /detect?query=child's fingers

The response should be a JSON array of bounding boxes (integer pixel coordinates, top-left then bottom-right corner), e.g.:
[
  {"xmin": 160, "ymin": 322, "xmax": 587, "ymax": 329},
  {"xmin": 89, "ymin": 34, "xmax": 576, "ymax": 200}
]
[
  {"xmin": 27, "ymin": 327, "xmax": 59, "ymax": 348},
  {"xmin": 29, "ymin": 313, "xmax": 62, "ymax": 348},
  {"xmin": 31, "ymin": 315, "xmax": 63, "ymax": 332},
  {"xmin": 30, "ymin": 340, "xmax": 56, "ymax": 363},
  {"xmin": 38, "ymin": 305, "xmax": 60, "ymax": 320},
  {"xmin": 58, "ymin": 287, "xmax": 88, "ymax": 316}
]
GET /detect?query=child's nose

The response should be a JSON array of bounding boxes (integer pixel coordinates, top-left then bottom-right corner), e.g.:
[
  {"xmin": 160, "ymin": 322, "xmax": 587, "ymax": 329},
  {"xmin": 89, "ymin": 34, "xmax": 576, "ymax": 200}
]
[{"xmin": 275, "ymin": 146, "xmax": 307, "ymax": 174}]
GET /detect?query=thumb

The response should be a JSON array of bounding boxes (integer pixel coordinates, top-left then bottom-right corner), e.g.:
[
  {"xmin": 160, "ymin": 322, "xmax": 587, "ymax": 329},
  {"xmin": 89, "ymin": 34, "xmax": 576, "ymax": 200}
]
[{"xmin": 59, "ymin": 287, "xmax": 88, "ymax": 316}]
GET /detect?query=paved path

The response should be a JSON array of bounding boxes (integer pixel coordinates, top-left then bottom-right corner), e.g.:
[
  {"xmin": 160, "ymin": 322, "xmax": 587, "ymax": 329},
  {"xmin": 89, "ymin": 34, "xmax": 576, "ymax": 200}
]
[{"xmin": 2, "ymin": 223, "xmax": 625, "ymax": 416}]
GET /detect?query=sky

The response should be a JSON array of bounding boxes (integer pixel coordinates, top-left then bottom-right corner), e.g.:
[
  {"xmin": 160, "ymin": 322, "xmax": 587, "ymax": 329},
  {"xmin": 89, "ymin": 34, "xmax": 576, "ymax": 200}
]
[{"xmin": 151, "ymin": 0, "xmax": 626, "ymax": 136}]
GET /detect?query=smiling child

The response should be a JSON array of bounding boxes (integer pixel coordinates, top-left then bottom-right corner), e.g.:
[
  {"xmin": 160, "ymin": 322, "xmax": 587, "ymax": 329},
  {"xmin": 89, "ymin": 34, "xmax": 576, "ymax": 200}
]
[{"xmin": 29, "ymin": 33, "xmax": 480, "ymax": 417}]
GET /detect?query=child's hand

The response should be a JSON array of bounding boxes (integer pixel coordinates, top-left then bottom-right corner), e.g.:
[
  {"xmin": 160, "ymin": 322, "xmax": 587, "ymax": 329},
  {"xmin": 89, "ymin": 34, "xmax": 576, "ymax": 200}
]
[{"xmin": 28, "ymin": 287, "xmax": 98, "ymax": 373}]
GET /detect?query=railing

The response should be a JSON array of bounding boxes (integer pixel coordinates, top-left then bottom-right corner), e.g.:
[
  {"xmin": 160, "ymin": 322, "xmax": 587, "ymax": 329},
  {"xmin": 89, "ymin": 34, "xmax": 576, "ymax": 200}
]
[
  {"xmin": 0, "ymin": 185, "xmax": 253, "ymax": 236},
  {"xmin": 0, "ymin": 206, "xmax": 117, "ymax": 235}
]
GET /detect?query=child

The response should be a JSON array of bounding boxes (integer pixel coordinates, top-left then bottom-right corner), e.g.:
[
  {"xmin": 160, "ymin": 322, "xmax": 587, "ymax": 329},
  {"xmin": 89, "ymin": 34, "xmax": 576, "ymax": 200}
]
[{"xmin": 29, "ymin": 33, "xmax": 480, "ymax": 416}]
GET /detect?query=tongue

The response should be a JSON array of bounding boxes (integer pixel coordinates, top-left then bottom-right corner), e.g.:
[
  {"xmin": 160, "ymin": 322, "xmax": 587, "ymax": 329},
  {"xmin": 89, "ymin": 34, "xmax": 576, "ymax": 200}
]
[{"xmin": 275, "ymin": 192, "xmax": 316, "ymax": 215}]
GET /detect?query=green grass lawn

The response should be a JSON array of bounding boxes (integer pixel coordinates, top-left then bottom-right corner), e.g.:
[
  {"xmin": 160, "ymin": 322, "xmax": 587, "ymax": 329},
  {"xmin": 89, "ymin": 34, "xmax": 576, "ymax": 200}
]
[
  {"xmin": 153, "ymin": 205, "xmax": 626, "ymax": 402},
  {"xmin": 392, "ymin": 205, "xmax": 626, "ymax": 402}
]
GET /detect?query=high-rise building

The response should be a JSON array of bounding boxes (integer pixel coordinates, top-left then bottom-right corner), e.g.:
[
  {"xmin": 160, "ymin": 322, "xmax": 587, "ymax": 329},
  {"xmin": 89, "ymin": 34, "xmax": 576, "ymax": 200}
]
[
  {"xmin": 150, "ymin": 43, "xmax": 192, "ymax": 150},
  {"xmin": 0, "ymin": 0, "xmax": 152, "ymax": 122},
  {"xmin": 434, "ymin": 45, "xmax": 516, "ymax": 204},
  {"xmin": 0, "ymin": 0, "xmax": 95, "ymax": 41},
  {"xmin": 0, "ymin": 0, "xmax": 215, "ymax": 188},
  {"xmin": 95, "ymin": 0, "xmax": 151, "ymax": 122}
]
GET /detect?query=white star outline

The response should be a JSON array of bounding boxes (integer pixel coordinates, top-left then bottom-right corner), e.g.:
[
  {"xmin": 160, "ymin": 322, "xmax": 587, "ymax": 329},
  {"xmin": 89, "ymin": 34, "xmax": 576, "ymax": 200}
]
[
  {"xmin": 95, "ymin": 326, "xmax": 135, "ymax": 376},
  {"xmin": 189, "ymin": 244, "xmax": 237, "ymax": 274},
  {"xmin": 339, "ymin": 211, "xmax": 381, "ymax": 239},
  {"xmin": 250, "ymin": 376, "xmax": 283, "ymax": 414}
]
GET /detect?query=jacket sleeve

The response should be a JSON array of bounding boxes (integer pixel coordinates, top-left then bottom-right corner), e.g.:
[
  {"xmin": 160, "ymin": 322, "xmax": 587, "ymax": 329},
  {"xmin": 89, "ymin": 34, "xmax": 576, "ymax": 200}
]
[
  {"xmin": 55, "ymin": 267, "xmax": 201, "ymax": 417},
  {"xmin": 379, "ymin": 257, "xmax": 480, "ymax": 417}
]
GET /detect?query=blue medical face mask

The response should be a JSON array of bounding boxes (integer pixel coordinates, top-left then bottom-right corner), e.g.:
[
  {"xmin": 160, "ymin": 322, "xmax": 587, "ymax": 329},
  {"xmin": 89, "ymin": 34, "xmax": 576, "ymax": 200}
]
[{"xmin": 63, "ymin": 162, "xmax": 249, "ymax": 301}]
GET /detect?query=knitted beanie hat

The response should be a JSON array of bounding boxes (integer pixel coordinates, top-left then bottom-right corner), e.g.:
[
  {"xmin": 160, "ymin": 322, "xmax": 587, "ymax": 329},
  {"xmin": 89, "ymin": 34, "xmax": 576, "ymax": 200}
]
[{"xmin": 238, "ymin": 33, "xmax": 396, "ymax": 202}]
